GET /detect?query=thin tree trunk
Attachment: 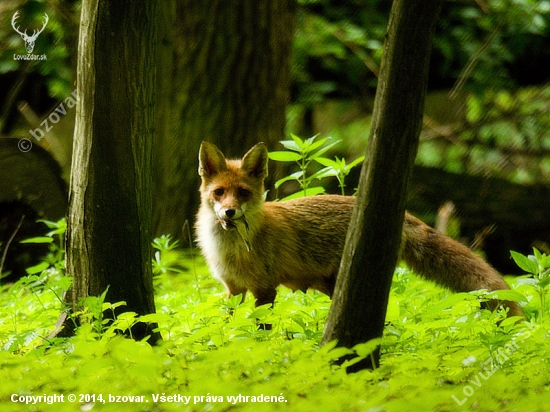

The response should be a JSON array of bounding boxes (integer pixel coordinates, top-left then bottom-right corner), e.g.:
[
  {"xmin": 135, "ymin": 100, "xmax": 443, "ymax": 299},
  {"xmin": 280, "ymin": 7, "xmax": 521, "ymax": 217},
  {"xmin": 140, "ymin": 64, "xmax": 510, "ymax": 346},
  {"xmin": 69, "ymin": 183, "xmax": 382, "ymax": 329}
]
[
  {"xmin": 322, "ymin": 0, "xmax": 442, "ymax": 371},
  {"xmin": 61, "ymin": 0, "xmax": 160, "ymax": 342}
]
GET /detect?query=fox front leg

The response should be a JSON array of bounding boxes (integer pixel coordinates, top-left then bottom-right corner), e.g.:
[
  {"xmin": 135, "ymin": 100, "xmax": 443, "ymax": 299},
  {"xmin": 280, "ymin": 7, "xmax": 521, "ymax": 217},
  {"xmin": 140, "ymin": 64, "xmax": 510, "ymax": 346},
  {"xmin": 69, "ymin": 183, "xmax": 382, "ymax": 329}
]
[
  {"xmin": 251, "ymin": 288, "xmax": 277, "ymax": 330},
  {"xmin": 224, "ymin": 280, "xmax": 247, "ymax": 302}
]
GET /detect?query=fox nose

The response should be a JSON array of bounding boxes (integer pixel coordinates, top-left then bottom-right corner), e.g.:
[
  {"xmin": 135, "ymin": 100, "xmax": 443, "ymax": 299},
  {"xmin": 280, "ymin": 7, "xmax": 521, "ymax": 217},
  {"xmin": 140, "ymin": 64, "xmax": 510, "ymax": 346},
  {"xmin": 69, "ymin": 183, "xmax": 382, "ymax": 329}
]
[{"xmin": 224, "ymin": 209, "xmax": 236, "ymax": 218}]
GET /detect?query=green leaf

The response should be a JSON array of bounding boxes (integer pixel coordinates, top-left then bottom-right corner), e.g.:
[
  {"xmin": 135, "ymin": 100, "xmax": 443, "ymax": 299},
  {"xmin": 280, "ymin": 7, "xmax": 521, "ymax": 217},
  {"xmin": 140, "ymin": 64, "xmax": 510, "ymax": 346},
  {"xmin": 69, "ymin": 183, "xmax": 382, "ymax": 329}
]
[
  {"xmin": 36, "ymin": 219, "xmax": 61, "ymax": 229},
  {"xmin": 424, "ymin": 293, "xmax": 472, "ymax": 316},
  {"xmin": 249, "ymin": 307, "xmax": 272, "ymax": 320},
  {"xmin": 485, "ymin": 290, "xmax": 527, "ymax": 303},
  {"xmin": 279, "ymin": 139, "xmax": 302, "ymax": 152},
  {"xmin": 348, "ymin": 156, "xmax": 365, "ymax": 169},
  {"xmin": 279, "ymin": 186, "xmax": 325, "ymax": 201},
  {"xmin": 25, "ymin": 261, "xmax": 50, "ymax": 275},
  {"xmin": 290, "ymin": 133, "xmax": 307, "ymax": 149},
  {"xmin": 314, "ymin": 157, "xmax": 339, "ymax": 168},
  {"xmin": 510, "ymin": 250, "xmax": 539, "ymax": 275},
  {"xmin": 20, "ymin": 237, "xmax": 54, "ymax": 244},
  {"xmin": 308, "ymin": 140, "xmax": 341, "ymax": 160},
  {"xmin": 353, "ymin": 337, "xmax": 383, "ymax": 357},
  {"xmin": 139, "ymin": 313, "xmax": 176, "ymax": 324},
  {"xmin": 268, "ymin": 151, "xmax": 302, "ymax": 162},
  {"xmin": 116, "ymin": 312, "xmax": 138, "ymax": 322},
  {"xmin": 309, "ymin": 167, "xmax": 338, "ymax": 181},
  {"xmin": 302, "ymin": 186, "xmax": 326, "ymax": 197},
  {"xmin": 324, "ymin": 343, "xmax": 354, "ymax": 362},
  {"xmin": 538, "ymin": 255, "xmax": 550, "ymax": 269},
  {"xmin": 515, "ymin": 277, "xmax": 538, "ymax": 286},
  {"xmin": 274, "ymin": 171, "xmax": 303, "ymax": 189},
  {"xmin": 497, "ymin": 315, "xmax": 524, "ymax": 327},
  {"xmin": 303, "ymin": 137, "xmax": 329, "ymax": 154}
]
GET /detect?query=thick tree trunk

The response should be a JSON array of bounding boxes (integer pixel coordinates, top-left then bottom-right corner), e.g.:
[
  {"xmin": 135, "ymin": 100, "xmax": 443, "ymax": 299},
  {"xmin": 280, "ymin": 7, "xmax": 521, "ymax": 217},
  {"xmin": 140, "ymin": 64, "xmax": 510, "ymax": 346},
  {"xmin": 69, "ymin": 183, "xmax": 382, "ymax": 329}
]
[
  {"xmin": 322, "ymin": 0, "xmax": 442, "ymax": 370},
  {"xmin": 152, "ymin": 0, "xmax": 296, "ymax": 240},
  {"xmin": 62, "ymin": 0, "xmax": 160, "ymax": 342}
]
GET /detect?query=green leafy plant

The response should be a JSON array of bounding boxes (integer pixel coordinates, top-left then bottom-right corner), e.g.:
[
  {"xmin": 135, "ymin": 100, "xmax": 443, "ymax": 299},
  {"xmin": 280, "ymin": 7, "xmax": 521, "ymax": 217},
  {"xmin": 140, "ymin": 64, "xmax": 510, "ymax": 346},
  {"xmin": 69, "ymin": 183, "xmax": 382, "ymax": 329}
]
[
  {"xmin": 152, "ymin": 235, "xmax": 185, "ymax": 276},
  {"xmin": 269, "ymin": 134, "xmax": 340, "ymax": 199},
  {"xmin": 19, "ymin": 219, "xmax": 66, "ymax": 274},
  {"xmin": 268, "ymin": 134, "xmax": 363, "ymax": 199},
  {"xmin": 511, "ymin": 248, "xmax": 550, "ymax": 320},
  {"xmin": 74, "ymin": 287, "xmax": 140, "ymax": 339},
  {"xmin": 315, "ymin": 155, "xmax": 365, "ymax": 195},
  {"xmin": 1, "ymin": 219, "xmax": 70, "ymax": 353},
  {"xmin": 0, "ymin": 216, "xmax": 548, "ymax": 411}
]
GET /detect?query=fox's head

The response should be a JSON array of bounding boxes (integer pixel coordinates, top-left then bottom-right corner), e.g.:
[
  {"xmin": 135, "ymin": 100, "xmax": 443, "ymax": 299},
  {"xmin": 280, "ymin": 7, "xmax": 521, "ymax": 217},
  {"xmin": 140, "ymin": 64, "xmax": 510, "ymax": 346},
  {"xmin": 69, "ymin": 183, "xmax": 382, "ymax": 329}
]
[{"xmin": 198, "ymin": 141, "xmax": 268, "ymax": 231}]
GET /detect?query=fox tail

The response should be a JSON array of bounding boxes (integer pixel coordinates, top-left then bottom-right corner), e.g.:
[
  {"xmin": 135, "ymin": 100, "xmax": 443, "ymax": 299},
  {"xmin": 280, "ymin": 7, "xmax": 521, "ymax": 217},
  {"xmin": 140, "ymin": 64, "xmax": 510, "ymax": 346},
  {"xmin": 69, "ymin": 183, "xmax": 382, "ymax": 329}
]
[{"xmin": 401, "ymin": 214, "xmax": 524, "ymax": 318}]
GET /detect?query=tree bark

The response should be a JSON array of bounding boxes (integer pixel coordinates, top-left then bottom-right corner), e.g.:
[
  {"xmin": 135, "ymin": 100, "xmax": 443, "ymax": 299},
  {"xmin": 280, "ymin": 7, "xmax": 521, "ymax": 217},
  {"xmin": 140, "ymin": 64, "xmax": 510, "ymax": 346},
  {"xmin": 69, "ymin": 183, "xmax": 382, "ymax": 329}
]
[
  {"xmin": 62, "ymin": 0, "xmax": 160, "ymax": 342},
  {"xmin": 152, "ymin": 0, "xmax": 296, "ymax": 240},
  {"xmin": 322, "ymin": 0, "xmax": 442, "ymax": 371}
]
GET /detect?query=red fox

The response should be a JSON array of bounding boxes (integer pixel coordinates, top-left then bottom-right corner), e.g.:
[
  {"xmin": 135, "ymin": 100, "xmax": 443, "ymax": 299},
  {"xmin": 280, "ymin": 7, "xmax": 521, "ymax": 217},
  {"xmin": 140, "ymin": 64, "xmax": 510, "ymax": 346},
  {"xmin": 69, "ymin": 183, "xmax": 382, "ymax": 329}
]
[{"xmin": 195, "ymin": 141, "xmax": 524, "ymax": 319}]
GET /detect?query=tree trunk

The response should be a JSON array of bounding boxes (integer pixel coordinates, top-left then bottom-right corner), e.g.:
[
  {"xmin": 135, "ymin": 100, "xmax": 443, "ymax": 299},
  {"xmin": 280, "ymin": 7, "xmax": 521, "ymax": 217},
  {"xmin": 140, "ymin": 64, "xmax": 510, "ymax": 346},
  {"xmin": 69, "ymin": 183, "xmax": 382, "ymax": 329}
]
[
  {"xmin": 152, "ymin": 0, "xmax": 296, "ymax": 240},
  {"xmin": 322, "ymin": 0, "xmax": 442, "ymax": 371},
  {"xmin": 62, "ymin": 0, "xmax": 160, "ymax": 342}
]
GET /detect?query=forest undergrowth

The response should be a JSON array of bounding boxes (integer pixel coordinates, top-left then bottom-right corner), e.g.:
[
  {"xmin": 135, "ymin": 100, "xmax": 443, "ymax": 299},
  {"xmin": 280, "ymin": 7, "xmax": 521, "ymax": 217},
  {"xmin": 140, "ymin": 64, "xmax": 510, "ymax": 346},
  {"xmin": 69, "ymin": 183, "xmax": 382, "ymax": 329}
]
[{"xmin": 0, "ymin": 223, "xmax": 549, "ymax": 411}]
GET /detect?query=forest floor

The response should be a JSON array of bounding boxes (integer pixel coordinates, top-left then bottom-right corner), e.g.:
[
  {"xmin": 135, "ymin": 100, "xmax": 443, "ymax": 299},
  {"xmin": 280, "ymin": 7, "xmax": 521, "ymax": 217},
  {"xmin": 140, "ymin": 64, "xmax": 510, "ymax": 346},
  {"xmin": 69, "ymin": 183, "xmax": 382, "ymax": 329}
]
[{"xmin": 1, "ymin": 242, "xmax": 548, "ymax": 412}]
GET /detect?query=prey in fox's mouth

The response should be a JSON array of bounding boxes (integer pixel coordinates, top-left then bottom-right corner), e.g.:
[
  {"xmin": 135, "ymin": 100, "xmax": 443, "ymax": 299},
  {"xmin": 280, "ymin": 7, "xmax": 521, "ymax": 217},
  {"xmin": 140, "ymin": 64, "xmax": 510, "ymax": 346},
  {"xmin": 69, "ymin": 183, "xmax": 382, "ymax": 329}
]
[
  {"xmin": 216, "ymin": 215, "xmax": 246, "ymax": 230},
  {"xmin": 216, "ymin": 218, "xmax": 235, "ymax": 230},
  {"xmin": 216, "ymin": 216, "xmax": 252, "ymax": 251}
]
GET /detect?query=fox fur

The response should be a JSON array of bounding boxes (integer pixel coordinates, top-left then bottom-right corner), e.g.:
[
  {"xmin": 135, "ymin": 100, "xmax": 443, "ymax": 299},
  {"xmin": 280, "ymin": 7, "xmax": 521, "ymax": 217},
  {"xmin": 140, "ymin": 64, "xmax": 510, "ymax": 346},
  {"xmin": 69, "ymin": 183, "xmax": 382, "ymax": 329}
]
[{"xmin": 195, "ymin": 141, "xmax": 524, "ymax": 318}]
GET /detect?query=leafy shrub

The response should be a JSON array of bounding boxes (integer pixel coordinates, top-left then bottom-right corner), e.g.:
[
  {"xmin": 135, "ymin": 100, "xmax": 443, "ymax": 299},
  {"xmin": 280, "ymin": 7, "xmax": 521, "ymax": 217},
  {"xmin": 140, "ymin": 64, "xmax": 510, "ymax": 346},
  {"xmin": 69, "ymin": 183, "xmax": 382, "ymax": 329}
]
[
  {"xmin": 1, "ymin": 236, "xmax": 548, "ymax": 411},
  {"xmin": 268, "ymin": 133, "xmax": 363, "ymax": 199},
  {"xmin": 511, "ymin": 248, "xmax": 550, "ymax": 320}
]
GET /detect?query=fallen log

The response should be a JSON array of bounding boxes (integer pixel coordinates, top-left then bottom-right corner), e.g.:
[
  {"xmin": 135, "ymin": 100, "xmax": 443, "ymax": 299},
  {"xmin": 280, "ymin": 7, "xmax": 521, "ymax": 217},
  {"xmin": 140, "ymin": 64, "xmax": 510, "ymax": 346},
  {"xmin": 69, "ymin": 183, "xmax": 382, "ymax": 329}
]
[{"xmin": 408, "ymin": 166, "xmax": 550, "ymax": 274}]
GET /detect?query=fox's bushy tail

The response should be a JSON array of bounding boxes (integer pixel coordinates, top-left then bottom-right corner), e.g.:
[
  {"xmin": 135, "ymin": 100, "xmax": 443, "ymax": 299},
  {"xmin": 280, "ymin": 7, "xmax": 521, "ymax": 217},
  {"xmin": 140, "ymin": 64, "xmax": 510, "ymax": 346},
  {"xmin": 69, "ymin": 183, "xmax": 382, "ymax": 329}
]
[{"xmin": 401, "ymin": 214, "xmax": 524, "ymax": 318}]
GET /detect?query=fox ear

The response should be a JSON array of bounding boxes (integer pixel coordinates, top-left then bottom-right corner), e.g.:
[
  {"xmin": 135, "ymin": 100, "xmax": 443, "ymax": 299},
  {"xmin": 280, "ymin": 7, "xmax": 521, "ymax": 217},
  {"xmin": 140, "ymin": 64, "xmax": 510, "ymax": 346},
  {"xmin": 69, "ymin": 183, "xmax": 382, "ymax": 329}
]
[
  {"xmin": 241, "ymin": 143, "xmax": 269, "ymax": 179},
  {"xmin": 199, "ymin": 141, "xmax": 227, "ymax": 177}
]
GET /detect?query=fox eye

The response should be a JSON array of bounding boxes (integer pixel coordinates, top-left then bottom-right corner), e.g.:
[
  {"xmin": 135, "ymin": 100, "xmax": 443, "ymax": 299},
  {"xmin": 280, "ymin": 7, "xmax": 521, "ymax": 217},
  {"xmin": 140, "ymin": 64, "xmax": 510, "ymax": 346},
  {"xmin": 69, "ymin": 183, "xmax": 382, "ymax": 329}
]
[
  {"xmin": 213, "ymin": 188, "xmax": 225, "ymax": 196},
  {"xmin": 238, "ymin": 188, "xmax": 251, "ymax": 198}
]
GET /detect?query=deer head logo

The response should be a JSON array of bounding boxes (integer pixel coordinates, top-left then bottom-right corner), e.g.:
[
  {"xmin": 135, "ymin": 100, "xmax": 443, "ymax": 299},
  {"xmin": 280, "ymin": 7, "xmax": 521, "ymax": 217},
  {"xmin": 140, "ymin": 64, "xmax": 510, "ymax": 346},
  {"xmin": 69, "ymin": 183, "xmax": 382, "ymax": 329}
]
[{"xmin": 11, "ymin": 11, "xmax": 49, "ymax": 54}]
